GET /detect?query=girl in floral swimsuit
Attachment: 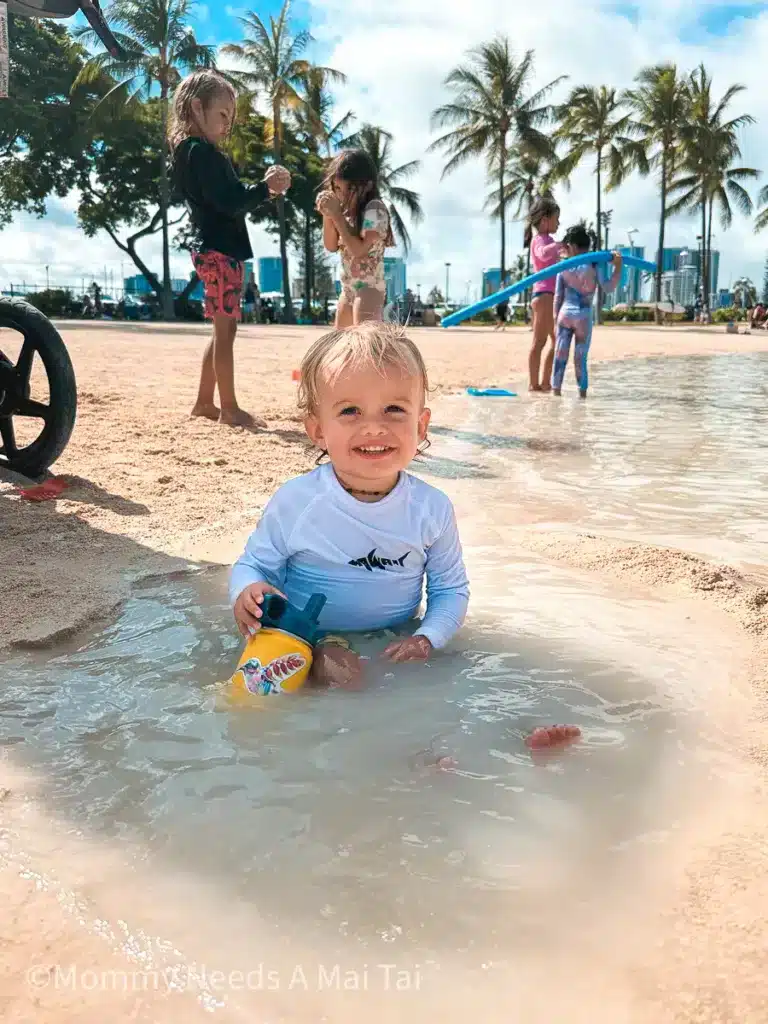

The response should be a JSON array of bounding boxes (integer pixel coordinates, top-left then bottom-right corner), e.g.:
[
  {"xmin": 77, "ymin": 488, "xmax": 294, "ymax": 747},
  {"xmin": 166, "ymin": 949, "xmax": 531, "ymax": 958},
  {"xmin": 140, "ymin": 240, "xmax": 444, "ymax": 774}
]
[{"xmin": 317, "ymin": 149, "xmax": 395, "ymax": 327}]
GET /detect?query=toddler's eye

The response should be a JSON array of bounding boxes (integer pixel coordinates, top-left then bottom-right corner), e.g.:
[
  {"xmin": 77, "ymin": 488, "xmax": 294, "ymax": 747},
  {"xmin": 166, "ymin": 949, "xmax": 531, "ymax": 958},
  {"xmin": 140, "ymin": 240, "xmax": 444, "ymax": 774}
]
[
  {"xmin": 385, "ymin": 405, "xmax": 406, "ymax": 414},
  {"xmin": 339, "ymin": 406, "xmax": 358, "ymax": 416}
]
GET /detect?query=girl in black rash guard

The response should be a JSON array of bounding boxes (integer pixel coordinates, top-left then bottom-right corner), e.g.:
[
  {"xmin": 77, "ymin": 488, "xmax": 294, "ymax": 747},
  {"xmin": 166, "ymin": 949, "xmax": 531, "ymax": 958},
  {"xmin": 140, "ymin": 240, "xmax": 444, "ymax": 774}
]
[{"xmin": 170, "ymin": 71, "xmax": 291, "ymax": 428}]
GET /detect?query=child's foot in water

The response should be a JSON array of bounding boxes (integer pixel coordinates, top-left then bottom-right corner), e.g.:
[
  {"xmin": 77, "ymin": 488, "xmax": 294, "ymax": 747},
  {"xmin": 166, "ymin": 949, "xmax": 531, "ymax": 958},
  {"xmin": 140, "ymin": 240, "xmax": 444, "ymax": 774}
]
[
  {"xmin": 219, "ymin": 406, "xmax": 268, "ymax": 429},
  {"xmin": 579, "ymin": 389, "xmax": 588, "ymax": 400},
  {"xmin": 526, "ymin": 724, "xmax": 581, "ymax": 750},
  {"xmin": 191, "ymin": 402, "xmax": 220, "ymax": 421}
]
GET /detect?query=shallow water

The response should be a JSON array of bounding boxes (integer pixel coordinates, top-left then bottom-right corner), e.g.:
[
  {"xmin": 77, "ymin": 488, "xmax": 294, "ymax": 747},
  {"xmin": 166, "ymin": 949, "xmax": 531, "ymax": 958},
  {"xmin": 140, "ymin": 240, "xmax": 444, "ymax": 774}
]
[
  {"xmin": 433, "ymin": 352, "xmax": 768, "ymax": 567},
  {"xmin": 0, "ymin": 351, "xmax": 758, "ymax": 1019}
]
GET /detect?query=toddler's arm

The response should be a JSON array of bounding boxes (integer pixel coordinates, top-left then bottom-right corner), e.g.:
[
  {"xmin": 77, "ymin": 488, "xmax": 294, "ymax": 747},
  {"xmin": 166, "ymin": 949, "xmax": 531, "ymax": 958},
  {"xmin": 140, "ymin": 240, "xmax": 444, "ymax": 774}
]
[
  {"xmin": 418, "ymin": 505, "xmax": 470, "ymax": 649},
  {"xmin": 190, "ymin": 143, "xmax": 284, "ymax": 218},
  {"xmin": 229, "ymin": 502, "xmax": 291, "ymax": 607},
  {"xmin": 554, "ymin": 271, "xmax": 564, "ymax": 319},
  {"xmin": 603, "ymin": 252, "xmax": 623, "ymax": 293},
  {"xmin": 532, "ymin": 235, "xmax": 562, "ymax": 266}
]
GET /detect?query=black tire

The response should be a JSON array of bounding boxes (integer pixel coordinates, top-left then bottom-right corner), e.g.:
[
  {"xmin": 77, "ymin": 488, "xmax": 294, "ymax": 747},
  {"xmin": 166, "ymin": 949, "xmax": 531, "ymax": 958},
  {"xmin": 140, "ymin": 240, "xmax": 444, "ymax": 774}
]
[{"xmin": 0, "ymin": 298, "xmax": 77, "ymax": 478}]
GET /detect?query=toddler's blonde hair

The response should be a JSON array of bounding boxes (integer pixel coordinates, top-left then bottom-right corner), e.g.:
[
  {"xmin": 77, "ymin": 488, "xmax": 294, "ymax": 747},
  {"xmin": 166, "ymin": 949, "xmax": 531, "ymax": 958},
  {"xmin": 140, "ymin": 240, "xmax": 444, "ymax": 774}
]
[
  {"xmin": 168, "ymin": 70, "xmax": 237, "ymax": 150},
  {"xmin": 298, "ymin": 321, "xmax": 430, "ymax": 416}
]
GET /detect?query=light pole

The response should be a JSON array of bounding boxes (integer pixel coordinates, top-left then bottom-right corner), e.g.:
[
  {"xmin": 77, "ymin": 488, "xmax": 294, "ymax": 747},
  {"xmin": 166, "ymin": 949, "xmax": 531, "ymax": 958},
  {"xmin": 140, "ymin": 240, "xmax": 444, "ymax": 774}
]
[
  {"xmin": 445, "ymin": 262, "xmax": 451, "ymax": 307},
  {"xmin": 45, "ymin": 265, "xmax": 50, "ymax": 291}
]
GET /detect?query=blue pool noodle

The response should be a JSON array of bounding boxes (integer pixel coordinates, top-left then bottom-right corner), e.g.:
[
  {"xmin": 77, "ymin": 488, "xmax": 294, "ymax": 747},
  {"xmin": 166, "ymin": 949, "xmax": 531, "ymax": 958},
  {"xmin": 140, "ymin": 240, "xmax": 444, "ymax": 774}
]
[{"xmin": 440, "ymin": 251, "xmax": 658, "ymax": 328}]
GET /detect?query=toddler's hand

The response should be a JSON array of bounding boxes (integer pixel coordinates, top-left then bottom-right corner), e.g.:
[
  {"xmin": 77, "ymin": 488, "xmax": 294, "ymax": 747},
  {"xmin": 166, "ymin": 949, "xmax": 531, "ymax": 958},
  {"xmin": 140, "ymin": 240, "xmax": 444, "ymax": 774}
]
[
  {"xmin": 382, "ymin": 634, "xmax": 433, "ymax": 664},
  {"xmin": 233, "ymin": 582, "xmax": 286, "ymax": 638},
  {"xmin": 316, "ymin": 191, "xmax": 341, "ymax": 217},
  {"xmin": 612, "ymin": 250, "xmax": 623, "ymax": 267},
  {"xmin": 264, "ymin": 165, "xmax": 291, "ymax": 195},
  {"xmin": 312, "ymin": 645, "xmax": 364, "ymax": 690}
]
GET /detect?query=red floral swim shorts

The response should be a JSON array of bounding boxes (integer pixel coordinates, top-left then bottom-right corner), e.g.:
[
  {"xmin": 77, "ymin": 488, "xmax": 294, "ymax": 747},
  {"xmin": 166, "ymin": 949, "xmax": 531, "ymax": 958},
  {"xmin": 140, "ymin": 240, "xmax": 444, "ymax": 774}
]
[{"xmin": 192, "ymin": 250, "xmax": 244, "ymax": 321}]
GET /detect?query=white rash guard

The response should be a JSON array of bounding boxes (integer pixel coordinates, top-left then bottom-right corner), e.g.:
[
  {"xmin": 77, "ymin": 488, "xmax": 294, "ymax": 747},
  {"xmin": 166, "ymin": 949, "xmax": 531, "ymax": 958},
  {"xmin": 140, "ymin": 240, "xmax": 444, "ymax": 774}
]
[{"xmin": 229, "ymin": 463, "xmax": 470, "ymax": 649}]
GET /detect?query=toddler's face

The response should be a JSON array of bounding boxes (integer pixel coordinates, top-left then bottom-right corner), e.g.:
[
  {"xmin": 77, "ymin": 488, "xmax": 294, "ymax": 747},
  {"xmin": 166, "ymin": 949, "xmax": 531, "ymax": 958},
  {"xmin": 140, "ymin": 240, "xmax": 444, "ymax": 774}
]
[
  {"xmin": 305, "ymin": 364, "xmax": 430, "ymax": 490},
  {"xmin": 540, "ymin": 211, "xmax": 560, "ymax": 235},
  {"xmin": 194, "ymin": 93, "xmax": 235, "ymax": 145}
]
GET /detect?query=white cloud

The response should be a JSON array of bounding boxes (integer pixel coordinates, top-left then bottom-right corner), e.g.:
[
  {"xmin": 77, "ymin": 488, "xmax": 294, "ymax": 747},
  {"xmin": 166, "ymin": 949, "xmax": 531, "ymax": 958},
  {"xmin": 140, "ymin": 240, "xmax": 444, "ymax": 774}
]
[
  {"xmin": 0, "ymin": 197, "xmax": 279, "ymax": 297},
  {"xmin": 307, "ymin": 0, "xmax": 768, "ymax": 298},
  {"xmin": 5, "ymin": 0, "xmax": 768, "ymax": 301}
]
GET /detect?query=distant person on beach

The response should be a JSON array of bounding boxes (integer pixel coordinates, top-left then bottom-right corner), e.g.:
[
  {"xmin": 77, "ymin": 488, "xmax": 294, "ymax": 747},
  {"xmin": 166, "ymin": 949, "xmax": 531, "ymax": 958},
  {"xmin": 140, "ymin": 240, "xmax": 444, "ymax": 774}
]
[
  {"xmin": 494, "ymin": 299, "xmax": 509, "ymax": 331},
  {"xmin": 526, "ymin": 196, "xmax": 562, "ymax": 392},
  {"xmin": 316, "ymin": 148, "xmax": 395, "ymax": 328},
  {"xmin": 229, "ymin": 321, "xmax": 470, "ymax": 689},
  {"xmin": 243, "ymin": 281, "xmax": 256, "ymax": 323},
  {"xmin": 551, "ymin": 224, "xmax": 622, "ymax": 399},
  {"xmin": 169, "ymin": 70, "xmax": 291, "ymax": 428}
]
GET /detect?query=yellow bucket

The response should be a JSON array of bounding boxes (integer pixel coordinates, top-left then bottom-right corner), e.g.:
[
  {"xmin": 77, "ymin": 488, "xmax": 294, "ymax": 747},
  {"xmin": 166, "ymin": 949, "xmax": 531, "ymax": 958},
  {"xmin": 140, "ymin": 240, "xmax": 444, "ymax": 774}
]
[{"xmin": 230, "ymin": 628, "xmax": 313, "ymax": 696}]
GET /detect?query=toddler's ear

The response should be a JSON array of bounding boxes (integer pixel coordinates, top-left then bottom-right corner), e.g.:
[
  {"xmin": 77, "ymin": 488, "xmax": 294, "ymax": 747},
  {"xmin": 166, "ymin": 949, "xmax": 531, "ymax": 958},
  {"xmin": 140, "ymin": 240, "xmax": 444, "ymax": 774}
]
[
  {"xmin": 304, "ymin": 415, "xmax": 324, "ymax": 448},
  {"xmin": 418, "ymin": 407, "xmax": 431, "ymax": 442}
]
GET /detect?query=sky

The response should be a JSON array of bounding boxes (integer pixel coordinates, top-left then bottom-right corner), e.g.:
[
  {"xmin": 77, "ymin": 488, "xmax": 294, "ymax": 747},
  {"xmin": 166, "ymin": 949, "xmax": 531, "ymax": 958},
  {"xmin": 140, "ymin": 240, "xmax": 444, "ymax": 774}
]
[{"xmin": 3, "ymin": 0, "xmax": 768, "ymax": 301}]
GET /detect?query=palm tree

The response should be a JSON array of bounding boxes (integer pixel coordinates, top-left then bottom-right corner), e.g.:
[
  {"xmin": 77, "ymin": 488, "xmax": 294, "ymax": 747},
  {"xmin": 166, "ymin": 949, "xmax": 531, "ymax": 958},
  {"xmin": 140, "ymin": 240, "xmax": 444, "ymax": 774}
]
[
  {"xmin": 555, "ymin": 85, "xmax": 633, "ymax": 251},
  {"xmin": 554, "ymin": 85, "xmax": 634, "ymax": 321},
  {"xmin": 668, "ymin": 66, "xmax": 756, "ymax": 314},
  {"xmin": 754, "ymin": 188, "xmax": 768, "ymax": 233},
  {"xmin": 484, "ymin": 148, "xmax": 560, "ymax": 315},
  {"xmin": 429, "ymin": 38, "xmax": 564, "ymax": 292},
  {"xmin": 298, "ymin": 65, "xmax": 355, "ymax": 157},
  {"xmin": 620, "ymin": 64, "xmax": 690, "ymax": 320},
  {"xmin": 74, "ymin": 0, "xmax": 215, "ymax": 320},
  {"xmin": 336, "ymin": 124, "xmax": 423, "ymax": 252},
  {"xmin": 732, "ymin": 276, "xmax": 757, "ymax": 311},
  {"xmin": 223, "ymin": 0, "xmax": 344, "ymax": 322}
]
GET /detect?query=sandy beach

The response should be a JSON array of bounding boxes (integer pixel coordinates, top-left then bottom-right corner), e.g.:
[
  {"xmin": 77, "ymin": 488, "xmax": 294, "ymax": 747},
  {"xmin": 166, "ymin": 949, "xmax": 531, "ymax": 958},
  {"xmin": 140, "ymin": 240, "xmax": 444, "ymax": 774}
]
[{"xmin": 2, "ymin": 320, "xmax": 768, "ymax": 1022}]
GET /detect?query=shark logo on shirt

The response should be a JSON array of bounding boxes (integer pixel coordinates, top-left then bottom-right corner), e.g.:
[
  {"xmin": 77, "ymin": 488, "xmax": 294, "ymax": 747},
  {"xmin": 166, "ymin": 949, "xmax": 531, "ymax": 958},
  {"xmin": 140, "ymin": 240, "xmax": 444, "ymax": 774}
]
[{"xmin": 348, "ymin": 548, "xmax": 410, "ymax": 572}]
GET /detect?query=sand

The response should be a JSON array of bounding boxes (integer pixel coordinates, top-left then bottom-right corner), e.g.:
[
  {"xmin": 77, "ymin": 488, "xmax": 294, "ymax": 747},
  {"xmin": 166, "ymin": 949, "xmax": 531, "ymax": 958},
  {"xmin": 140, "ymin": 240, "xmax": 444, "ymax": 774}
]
[{"xmin": 2, "ymin": 320, "xmax": 768, "ymax": 1022}]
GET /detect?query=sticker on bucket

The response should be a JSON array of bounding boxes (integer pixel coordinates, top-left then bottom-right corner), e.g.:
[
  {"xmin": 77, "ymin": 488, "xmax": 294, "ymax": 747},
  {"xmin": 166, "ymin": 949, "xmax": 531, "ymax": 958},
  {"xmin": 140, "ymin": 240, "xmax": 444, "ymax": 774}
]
[{"xmin": 238, "ymin": 654, "xmax": 308, "ymax": 695}]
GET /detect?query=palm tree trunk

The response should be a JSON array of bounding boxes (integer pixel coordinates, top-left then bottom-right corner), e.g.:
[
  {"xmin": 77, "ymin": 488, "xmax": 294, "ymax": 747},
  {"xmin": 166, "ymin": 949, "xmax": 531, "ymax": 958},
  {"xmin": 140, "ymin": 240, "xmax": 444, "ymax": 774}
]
[
  {"xmin": 159, "ymin": 77, "xmax": 174, "ymax": 321},
  {"xmin": 499, "ymin": 147, "xmax": 506, "ymax": 293},
  {"xmin": 595, "ymin": 150, "xmax": 603, "ymax": 325},
  {"xmin": 302, "ymin": 209, "xmax": 312, "ymax": 319},
  {"xmin": 273, "ymin": 104, "xmax": 294, "ymax": 324},
  {"xmin": 700, "ymin": 194, "xmax": 707, "ymax": 316},
  {"xmin": 706, "ymin": 194, "xmax": 714, "ymax": 313},
  {"xmin": 655, "ymin": 151, "xmax": 667, "ymax": 325}
]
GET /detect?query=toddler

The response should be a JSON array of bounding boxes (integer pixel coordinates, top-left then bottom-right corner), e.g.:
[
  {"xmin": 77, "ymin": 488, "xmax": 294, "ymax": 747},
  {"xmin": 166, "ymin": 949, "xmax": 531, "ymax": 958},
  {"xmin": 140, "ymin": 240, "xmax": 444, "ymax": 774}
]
[
  {"xmin": 552, "ymin": 224, "xmax": 622, "ymax": 398},
  {"xmin": 230, "ymin": 322, "xmax": 470, "ymax": 688},
  {"xmin": 526, "ymin": 196, "xmax": 562, "ymax": 392},
  {"xmin": 169, "ymin": 70, "xmax": 291, "ymax": 427},
  {"xmin": 316, "ymin": 149, "xmax": 394, "ymax": 328}
]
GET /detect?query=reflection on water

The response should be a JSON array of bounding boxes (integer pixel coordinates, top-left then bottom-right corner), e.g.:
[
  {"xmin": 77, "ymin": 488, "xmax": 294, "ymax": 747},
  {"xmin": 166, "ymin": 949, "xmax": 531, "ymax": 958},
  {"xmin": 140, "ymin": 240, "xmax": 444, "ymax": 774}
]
[
  {"xmin": 0, "ymin": 351, "xmax": 757, "ymax": 1017},
  {"xmin": 1, "ymin": 561, "xmax": 725, "ymax": 978},
  {"xmin": 435, "ymin": 352, "xmax": 768, "ymax": 565}
]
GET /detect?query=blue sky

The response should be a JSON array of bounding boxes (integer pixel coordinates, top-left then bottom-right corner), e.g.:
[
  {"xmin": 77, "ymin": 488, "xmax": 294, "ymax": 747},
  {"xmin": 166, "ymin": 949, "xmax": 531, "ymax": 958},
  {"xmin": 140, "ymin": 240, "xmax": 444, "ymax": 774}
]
[
  {"xmin": 191, "ymin": 2, "xmax": 312, "ymax": 47},
  {"xmin": 7, "ymin": 0, "xmax": 768, "ymax": 299}
]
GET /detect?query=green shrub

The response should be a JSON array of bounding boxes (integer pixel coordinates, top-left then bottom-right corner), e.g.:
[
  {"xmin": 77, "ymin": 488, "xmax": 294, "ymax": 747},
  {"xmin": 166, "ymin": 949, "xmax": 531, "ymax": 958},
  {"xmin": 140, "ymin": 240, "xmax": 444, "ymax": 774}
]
[{"xmin": 24, "ymin": 289, "xmax": 77, "ymax": 317}]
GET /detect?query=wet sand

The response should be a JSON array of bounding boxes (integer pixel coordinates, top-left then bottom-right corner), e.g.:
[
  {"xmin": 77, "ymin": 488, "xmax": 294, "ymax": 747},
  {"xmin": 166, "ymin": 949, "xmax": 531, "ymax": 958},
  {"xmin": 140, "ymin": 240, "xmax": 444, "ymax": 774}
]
[{"xmin": 1, "ymin": 321, "xmax": 768, "ymax": 1022}]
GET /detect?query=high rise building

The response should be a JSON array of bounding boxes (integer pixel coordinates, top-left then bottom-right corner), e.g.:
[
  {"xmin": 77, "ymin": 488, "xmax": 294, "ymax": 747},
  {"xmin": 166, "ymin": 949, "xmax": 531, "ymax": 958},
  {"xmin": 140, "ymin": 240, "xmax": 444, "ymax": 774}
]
[
  {"xmin": 606, "ymin": 245, "xmax": 646, "ymax": 307},
  {"xmin": 656, "ymin": 247, "xmax": 720, "ymax": 300},
  {"xmin": 258, "ymin": 256, "xmax": 283, "ymax": 294},
  {"xmin": 482, "ymin": 268, "xmax": 502, "ymax": 297},
  {"xmin": 383, "ymin": 257, "xmax": 406, "ymax": 302}
]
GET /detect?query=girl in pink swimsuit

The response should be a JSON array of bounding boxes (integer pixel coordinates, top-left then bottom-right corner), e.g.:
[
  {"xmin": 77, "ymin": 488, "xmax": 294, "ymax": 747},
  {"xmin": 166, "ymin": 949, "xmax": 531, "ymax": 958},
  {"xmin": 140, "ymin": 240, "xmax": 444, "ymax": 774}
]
[{"xmin": 525, "ymin": 196, "xmax": 562, "ymax": 392}]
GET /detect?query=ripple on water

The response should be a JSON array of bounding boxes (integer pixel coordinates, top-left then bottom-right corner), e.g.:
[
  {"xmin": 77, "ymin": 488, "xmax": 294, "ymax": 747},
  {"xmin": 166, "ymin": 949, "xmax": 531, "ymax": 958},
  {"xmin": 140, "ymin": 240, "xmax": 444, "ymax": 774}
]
[
  {"xmin": 0, "ymin": 559, "xmax": 716, "ymax": 962},
  {"xmin": 433, "ymin": 352, "xmax": 768, "ymax": 565}
]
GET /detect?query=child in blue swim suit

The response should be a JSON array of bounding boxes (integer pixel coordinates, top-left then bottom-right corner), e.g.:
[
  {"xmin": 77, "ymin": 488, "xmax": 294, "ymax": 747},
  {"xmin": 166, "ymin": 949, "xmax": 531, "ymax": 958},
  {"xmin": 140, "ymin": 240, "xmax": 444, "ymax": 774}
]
[{"xmin": 551, "ymin": 225, "xmax": 623, "ymax": 398}]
